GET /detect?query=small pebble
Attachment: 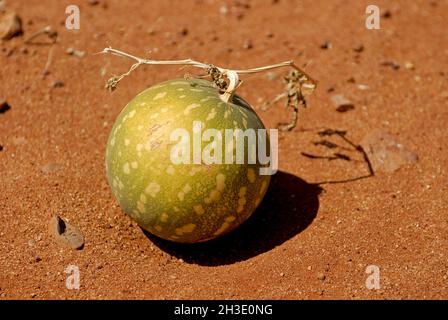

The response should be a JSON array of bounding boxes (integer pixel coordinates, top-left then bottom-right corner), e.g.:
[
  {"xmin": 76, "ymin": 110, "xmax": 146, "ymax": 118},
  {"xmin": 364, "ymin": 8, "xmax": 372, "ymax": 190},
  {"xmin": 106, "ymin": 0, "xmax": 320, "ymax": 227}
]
[
  {"xmin": 93, "ymin": 32, "xmax": 105, "ymax": 40},
  {"xmin": 331, "ymin": 94, "xmax": 354, "ymax": 112},
  {"xmin": 50, "ymin": 80, "xmax": 64, "ymax": 88},
  {"xmin": 146, "ymin": 27, "xmax": 156, "ymax": 35},
  {"xmin": 236, "ymin": 12, "xmax": 245, "ymax": 20},
  {"xmin": 48, "ymin": 215, "xmax": 85, "ymax": 250},
  {"xmin": 381, "ymin": 61, "xmax": 400, "ymax": 70},
  {"xmin": 317, "ymin": 273, "xmax": 326, "ymax": 280},
  {"xmin": 0, "ymin": 98, "xmax": 11, "ymax": 113},
  {"xmin": 357, "ymin": 84, "xmax": 369, "ymax": 90},
  {"xmin": 382, "ymin": 10, "xmax": 392, "ymax": 18},
  {"xmin": 361, "ymin": 129, "xmax": 418, "ymax": 172},
  {"xmin": 66, "ymin": 47, "xmax": 85, "ymax": 58},
  {"xmin": 353, "ymin": 44, "xmax": 364, "ymax": 53},
  {"xmin": 0, "ymin": 12, "xmax": 22, "ymax": 40},
  {"xmin": 243, "ymin": 39, "xmax": 253, "ymax": 49},
  {"xmin": 404, "ymin": 61, "xmax": 415, "ymax": 70},
  {"xmin": 320, "ymin": 41, "xmax": 332, "ymax": 50},
  {"xmin": 219, "ymin": 4, "xmax": 229, "ymax": 15},
  {"xmin": 179, "ymin": 27, "xmax": 188, "ymax": 36},
  {"xmin": 336, "ymin": 104, "xmax": 354, "ymax": 112}
]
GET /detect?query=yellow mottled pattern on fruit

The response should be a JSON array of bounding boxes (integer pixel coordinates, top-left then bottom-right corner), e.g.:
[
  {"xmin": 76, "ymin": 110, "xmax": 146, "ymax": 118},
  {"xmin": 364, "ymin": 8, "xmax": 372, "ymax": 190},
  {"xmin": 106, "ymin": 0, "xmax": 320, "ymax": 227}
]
[{"xmin": 106, "ymin": 78, "xmax": 271, "ymax": 243}]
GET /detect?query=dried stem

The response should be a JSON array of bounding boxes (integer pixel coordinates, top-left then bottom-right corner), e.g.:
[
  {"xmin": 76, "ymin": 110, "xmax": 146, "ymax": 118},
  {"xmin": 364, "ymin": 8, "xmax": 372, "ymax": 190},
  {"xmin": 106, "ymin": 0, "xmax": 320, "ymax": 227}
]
[
  {"xmin": 24, "ymin": 25, "xmax": 58, "ymax": 44},
  {"xmin": 101, "ymin": 47, "xmax": 317, "ymax": 104},
  {"xmin": 24, "ymin": 25, "xmax": 58, "ymax": 78},
  {"xmin": 42, "ymin": 44, "xmax": 55, "ymax": 78}
]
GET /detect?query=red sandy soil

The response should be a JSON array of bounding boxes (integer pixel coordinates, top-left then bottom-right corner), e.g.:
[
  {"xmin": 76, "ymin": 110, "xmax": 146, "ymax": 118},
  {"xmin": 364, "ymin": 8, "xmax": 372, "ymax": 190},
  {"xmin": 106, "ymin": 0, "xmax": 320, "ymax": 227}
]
[{"xmin": 0, "ymin": 0, "xmax": 447, "ymax": 299}]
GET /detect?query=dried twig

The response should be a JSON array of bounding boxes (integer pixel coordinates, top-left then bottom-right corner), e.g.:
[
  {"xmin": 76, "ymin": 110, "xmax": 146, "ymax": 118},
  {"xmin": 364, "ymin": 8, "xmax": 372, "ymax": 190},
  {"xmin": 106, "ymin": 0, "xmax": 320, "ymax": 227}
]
[
  {"xmin": 42, "ymin": 44, "xmax": 55, "ymax": 77},
  {"xmin": 24, "ymin": 25, "xmax": 58, "ymax": 44},
  {"xmin": 24, "ymin": 25, "xmax": 58, "ymax": 78}
]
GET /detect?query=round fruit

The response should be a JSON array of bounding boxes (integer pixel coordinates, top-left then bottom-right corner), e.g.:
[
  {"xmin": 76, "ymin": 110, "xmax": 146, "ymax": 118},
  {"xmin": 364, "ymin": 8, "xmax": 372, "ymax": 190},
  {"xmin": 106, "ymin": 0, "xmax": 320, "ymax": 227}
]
[{"xmin": 105, "ymin": 78, "xmax": 271, "ymax": 243}]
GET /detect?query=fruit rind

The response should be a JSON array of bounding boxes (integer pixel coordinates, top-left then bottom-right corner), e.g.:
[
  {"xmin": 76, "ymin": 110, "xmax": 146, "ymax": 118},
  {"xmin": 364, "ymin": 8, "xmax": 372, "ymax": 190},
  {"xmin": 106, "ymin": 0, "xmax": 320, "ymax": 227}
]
[{"xmin": 106, "ymin": 78, "xmax": 271, "ymax": 243}]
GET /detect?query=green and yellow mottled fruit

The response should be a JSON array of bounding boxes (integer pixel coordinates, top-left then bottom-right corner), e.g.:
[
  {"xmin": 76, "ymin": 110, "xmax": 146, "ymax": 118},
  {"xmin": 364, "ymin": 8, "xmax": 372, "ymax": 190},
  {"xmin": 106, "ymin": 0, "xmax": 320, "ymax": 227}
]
[{"xmin": 106, "ymin": 78, "xmax": 271, "ymax": 243}]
